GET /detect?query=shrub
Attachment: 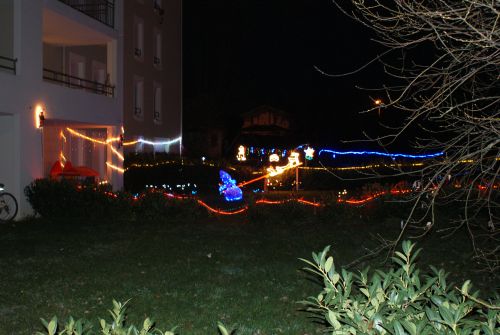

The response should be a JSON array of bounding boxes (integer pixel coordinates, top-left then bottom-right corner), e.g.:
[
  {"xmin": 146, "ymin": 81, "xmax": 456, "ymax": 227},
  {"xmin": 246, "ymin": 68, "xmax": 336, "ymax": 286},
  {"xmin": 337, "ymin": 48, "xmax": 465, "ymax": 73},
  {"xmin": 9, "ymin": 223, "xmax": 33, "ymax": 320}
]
[
  {"xmin": 300, "ymin": 240, "xmax": 500, "ymax": 334},
  {"xmin": 24, "ymin": 179, "xmax": 131, "ymax": 219},
  {"xmin": 36, "ymin": 300, "xmax": 232, "ymax": 335},
  {"xmin": 132, "ymin": 190, "xmax": 205, "ymax": 220}
]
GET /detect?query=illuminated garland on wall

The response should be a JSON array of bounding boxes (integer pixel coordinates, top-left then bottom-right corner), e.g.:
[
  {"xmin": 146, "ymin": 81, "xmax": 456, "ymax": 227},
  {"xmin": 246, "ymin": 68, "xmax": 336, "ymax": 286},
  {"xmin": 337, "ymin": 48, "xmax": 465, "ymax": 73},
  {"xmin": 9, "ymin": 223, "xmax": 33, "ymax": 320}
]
[{"xmin": 63, "ymin": 127, "xmax": 182, "ymax": 175}]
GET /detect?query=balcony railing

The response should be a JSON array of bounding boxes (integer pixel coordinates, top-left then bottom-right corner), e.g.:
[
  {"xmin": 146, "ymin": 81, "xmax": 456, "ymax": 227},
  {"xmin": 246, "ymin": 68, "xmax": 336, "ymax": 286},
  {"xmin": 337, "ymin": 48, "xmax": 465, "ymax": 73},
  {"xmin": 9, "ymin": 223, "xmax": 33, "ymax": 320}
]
[
  {"xmin": 0, "ymin": 56, "xmax": 17, "ymax": 74},
  {"xmin": 57, "ymin": 0, "xmax": 115, "ymax": 28},
  {"xmin": 43, "ymin": 68, "xmax": 114, "ymax": 97}
]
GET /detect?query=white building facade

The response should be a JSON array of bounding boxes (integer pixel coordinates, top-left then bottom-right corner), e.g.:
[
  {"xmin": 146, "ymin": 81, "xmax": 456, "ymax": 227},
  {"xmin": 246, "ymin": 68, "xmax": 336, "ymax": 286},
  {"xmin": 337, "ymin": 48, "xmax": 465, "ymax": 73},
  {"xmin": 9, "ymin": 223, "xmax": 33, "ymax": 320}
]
[{"xmin": 0, "ymin": 0, "xmax": 124, "ymax": 218}]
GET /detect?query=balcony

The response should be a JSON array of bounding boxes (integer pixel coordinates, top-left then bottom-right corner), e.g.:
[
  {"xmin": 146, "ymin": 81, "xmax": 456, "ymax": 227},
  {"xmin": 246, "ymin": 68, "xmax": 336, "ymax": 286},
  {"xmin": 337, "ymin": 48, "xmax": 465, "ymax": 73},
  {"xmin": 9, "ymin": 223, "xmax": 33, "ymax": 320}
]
[
  {"xmin": 43, "ymin": 68, "xmax": 114, "ymax": 97},
  {"xmin": 57, "ymin": 0, "xmax": 115, "ymax": 28},
  {"xmin": 0, "ymin": 56, "xmax": 17, "ymax": 74}
]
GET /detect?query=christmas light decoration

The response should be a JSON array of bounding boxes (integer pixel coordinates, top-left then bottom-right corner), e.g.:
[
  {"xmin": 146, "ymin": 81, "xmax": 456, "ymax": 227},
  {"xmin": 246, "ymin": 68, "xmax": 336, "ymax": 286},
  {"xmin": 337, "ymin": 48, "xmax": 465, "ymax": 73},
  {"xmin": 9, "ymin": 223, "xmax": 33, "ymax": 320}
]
[
  {"xmin": 255, "ymin": 198, "xmax": 323, "ymax": 207},
  {"xmin": 304, "ymin": 147, "xmax": 315, "ymax": 160},
  {"xmin": 219, "ymin": 170, "xmax": 243, "ymax": 201},
  {"xmin": 266, "ymin": 152, "xmax": 301, "ymax": 177},
  {"xmin": 269, "ymin": 154, "xmax": 280, "ymax": 162},
  {"xmin": 130, "ymin": 137, "xmax": 182, "ymax": 146},
  {"xmin": 110, "ymin": 145, "xmax": 124, "ymax": 161},
  {"xmin": 237, "ymin": 145, "xmax": 247, "ymax": 161},
  {"xmin": 197, "ymin": 199, "xmax": 248, "ymax": 215},
  {"xmin": 319, "ymin": 149, "xmax": 443, "ymax": 159},
  {"xmin": 106, "ymin": 161, "xmax": 125, "ymax": 173}
]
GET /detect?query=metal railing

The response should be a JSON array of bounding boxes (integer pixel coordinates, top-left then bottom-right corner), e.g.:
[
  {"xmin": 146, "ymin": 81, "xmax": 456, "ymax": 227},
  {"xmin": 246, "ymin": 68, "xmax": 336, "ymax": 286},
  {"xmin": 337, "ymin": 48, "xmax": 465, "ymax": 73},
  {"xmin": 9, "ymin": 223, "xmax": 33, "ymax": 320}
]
[
  {"xmin": 0, "ymin": 56, "xmax": 17, "ymax": 74},
  {"xmin": 57, "ymin": 0, "xmax": 115, "ymax": 28},
  {"xmin": 43, "ymin": 68, "xmax": 114, "ymax": 97}
]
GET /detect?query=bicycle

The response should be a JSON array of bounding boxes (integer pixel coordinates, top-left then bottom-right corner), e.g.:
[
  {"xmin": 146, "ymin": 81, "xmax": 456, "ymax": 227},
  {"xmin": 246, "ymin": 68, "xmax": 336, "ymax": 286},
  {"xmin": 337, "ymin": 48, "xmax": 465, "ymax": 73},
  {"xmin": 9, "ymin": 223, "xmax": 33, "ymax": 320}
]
[{"xmin": 0, "ymin": 183, "xmax": 18, "ymax": 222}]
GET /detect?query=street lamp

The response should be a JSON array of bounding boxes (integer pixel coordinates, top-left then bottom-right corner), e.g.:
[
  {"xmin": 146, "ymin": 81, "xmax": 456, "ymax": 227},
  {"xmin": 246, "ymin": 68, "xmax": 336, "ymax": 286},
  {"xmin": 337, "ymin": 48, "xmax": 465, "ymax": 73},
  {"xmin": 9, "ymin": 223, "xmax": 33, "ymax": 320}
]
[{"xmin": 373, "ymin": 98, "xmax": 383, "ymax": 116}]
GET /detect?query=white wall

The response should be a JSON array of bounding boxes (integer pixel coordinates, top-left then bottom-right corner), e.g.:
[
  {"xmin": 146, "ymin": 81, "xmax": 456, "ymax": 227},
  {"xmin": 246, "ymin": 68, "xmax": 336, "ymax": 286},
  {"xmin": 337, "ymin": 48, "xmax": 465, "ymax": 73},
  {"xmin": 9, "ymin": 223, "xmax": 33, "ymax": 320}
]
[{"xmin": 0, "ymin": 0, "xmax": 124, "ymax": 218}]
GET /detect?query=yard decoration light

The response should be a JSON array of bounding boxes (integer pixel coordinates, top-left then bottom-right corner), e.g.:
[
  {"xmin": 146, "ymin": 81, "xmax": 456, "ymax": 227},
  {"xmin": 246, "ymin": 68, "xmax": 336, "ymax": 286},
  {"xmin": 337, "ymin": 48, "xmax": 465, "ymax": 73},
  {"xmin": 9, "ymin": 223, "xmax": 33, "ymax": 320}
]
[
  {"xmin": 319, "ymin": 149, "xmax": 444, "ymax": 159},
  {"xmin": 197, "ymin": 199, "xmax": 248, "ymax": 215},
  {"xmin": 269, "ymin": 153, "xmax": 280, "ymax": 162},
  {"xmin": 304, "ymin": 147, "xmax": 315, "ymax": 160},
  {"xmin": 237, "ymin": 145, "xmax": 247, "ymax": 161},
  {"xmin": 219, "ymin": 170, "xmax": 243, "ymax": 202}
]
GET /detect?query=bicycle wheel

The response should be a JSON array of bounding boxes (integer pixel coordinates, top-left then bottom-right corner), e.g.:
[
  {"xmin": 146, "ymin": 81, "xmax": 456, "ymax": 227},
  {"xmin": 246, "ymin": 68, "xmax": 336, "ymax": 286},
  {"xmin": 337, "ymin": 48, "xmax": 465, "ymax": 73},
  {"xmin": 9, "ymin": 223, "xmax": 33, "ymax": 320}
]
[{"xmin": 0, "ymin": 192, "xmax": 18, "ymax": 222}]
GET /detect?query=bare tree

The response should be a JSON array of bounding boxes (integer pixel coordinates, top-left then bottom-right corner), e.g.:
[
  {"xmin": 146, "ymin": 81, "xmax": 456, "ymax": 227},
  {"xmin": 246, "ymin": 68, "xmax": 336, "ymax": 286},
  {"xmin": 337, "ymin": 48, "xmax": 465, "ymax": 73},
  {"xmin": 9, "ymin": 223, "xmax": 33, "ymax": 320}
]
[{"xmin": 329, "ymin": 1, "xmax": 499, "ymax": 271}]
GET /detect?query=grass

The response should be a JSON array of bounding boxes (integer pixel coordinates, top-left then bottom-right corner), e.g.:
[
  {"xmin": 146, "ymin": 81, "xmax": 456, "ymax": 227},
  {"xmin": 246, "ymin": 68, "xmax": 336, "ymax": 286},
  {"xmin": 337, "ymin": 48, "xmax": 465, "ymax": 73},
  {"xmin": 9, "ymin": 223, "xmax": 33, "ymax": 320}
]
[{"xmin": 0, "ymin": 206, "xmax": 497, "ymax": 334}]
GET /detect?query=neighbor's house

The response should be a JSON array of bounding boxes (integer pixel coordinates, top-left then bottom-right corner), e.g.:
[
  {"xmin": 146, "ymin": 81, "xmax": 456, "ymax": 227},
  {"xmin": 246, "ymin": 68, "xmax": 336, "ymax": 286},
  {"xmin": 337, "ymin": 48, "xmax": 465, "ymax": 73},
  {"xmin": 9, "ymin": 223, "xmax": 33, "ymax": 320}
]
[
  {"xmin": 0, "ymin": 0, "xmax": 124, "ymax": 218},
  {"xmin": 123, "ymin": 0, "xmax": 182, "ymax": 155},
  {"xmin": 234, "ymin": 105, "xmax": 298, "ymax": 162}
]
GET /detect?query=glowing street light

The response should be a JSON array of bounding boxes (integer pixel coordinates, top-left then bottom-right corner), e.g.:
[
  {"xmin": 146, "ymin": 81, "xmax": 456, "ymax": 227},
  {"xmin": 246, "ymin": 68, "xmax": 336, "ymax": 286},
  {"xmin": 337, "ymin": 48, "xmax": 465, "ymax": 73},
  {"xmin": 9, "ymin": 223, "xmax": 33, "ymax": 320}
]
[{"xmin": 373, "ymin": 98, "xmax": 383, "ymax": 116}]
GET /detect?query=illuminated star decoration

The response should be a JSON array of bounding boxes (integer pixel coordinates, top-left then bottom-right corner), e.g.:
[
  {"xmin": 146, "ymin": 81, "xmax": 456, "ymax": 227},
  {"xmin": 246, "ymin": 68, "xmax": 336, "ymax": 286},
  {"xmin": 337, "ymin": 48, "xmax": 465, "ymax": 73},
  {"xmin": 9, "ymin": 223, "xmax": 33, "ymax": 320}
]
[
  {"xmin": 304, "ymin": 147, "xmax": 315, "ymax": 160},
  {"xmin": 219, "ymin": 170, "xmax": 243, "ymax": 202}
]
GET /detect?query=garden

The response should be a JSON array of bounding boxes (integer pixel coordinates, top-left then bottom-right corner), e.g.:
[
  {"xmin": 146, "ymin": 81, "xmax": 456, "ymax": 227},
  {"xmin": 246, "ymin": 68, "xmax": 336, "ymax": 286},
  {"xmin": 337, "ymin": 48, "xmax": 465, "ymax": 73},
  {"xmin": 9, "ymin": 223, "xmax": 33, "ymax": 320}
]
[{"xmin": 0, "ymin": 177, "xmax": 498, "ymax": 334}]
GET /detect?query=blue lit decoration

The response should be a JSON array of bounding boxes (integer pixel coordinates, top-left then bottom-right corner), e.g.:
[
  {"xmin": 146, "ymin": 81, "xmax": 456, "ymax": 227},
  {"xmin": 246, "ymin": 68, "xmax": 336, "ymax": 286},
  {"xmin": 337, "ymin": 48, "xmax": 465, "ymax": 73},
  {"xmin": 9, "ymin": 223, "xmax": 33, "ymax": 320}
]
[
  {"xmin": 318, "ymin": 149, "xmax": 444, "ymax": 159},
  {"xmin": 219, "ymin": 170, "xmax": 243, "ymax": 202}
]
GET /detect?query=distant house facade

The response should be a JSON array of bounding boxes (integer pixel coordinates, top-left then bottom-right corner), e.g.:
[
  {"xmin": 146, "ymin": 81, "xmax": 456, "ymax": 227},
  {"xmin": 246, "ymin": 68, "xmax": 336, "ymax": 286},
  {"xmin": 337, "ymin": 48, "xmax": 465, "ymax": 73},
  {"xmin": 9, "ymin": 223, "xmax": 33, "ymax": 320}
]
[
  {"xmin": 241, "ymin": 105, "xmax": 291, "ymax": 137},
  {"xmin": 235, "ymin": 105, "xmax": 297, "ymax": 162},
  {"xmin": 0, "ymin": 0, "xmax": 124, "ymax": 218},
  {"xmin": 123, "ymin": 0, "xmax": 182, "ymax": 155}
]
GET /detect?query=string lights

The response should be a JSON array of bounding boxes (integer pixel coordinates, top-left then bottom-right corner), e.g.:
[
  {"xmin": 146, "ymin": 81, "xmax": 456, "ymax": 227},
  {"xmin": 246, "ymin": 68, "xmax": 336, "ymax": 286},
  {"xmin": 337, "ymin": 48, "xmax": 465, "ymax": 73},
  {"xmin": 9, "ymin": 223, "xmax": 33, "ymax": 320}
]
[
  {"xmin": 62, "ymin": 127, "xmax": 182, "ymax": 175},
  {"xmin": 319, "ymin": 149, "xmax": 444, "ymax": 159}
]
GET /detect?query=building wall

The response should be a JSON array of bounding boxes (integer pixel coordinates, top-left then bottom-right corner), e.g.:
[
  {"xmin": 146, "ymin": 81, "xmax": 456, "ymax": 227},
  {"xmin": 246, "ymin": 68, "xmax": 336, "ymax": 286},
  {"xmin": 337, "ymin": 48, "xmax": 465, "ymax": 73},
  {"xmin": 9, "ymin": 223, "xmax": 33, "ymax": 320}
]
[
  {"xmin": 0, "ymin": 0, "xmax": 124, "ymax": 218},
  {"xmin": 123, "ymin": 0, "xmax": 182, "ymax": 153},
  {"xmin": 0, "ymin": 0, "xmax": 14, "ymax": 59}
]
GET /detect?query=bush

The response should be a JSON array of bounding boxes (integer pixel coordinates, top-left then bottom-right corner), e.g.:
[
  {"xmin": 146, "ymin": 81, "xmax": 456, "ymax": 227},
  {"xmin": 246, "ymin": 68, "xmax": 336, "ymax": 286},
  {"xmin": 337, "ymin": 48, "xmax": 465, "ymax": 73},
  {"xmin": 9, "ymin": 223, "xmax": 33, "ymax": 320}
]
[
  {"xmin": 36, "ymin": 300, "xmax": 233, "ymax": 335},
  {"xmin": 24, "ymin": 179, "xmax": 124, "ymax": 219},
  {"xmin": 301, "ymin": 240, "xmax": 500, "ymax": 334},
  {"xmin": 132, "ymin": 190, "xmax": 205, "ymax": 220}
]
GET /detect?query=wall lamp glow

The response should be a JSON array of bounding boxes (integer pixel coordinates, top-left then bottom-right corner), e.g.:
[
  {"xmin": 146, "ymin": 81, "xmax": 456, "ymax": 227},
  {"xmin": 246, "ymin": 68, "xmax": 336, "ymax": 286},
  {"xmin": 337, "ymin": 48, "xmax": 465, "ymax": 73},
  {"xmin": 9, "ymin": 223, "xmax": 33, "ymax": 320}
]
[{"xmin": 35, "ymin": 105, "xmax": 45, "ymax": 128}]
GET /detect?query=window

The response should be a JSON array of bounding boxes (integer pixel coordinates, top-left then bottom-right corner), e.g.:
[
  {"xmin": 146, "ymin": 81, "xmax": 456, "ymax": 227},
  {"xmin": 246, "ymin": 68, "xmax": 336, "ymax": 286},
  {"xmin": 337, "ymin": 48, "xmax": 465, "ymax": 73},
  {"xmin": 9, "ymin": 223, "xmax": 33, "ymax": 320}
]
[
  {"xmin": 0, "ymin": 0, "xmax": 15, "ymax": 74},
  {"xmin": 153, "ymin": 0, "xmax": 163, "ymax": 12},
  {"xmin": 153, "ymin": 83, "xmax": 162, "ymax": 124},
  {"xmin": 154, "ymin": 30, "xmax": 162, "ymax": 67},
  {"xmin": 133, "ymin": 77, "xmax": 144, "ymax": 120},
  {"xmin": 91, "ymin": 60, "xmax": 107, "ymax": 94},
  {"xmin": 134, "ymin": 17, "xmax": 144, "ymax": 60},
  {"xmin": 69, "ymin": 52, "xmax": 86, "ymax": 86}
]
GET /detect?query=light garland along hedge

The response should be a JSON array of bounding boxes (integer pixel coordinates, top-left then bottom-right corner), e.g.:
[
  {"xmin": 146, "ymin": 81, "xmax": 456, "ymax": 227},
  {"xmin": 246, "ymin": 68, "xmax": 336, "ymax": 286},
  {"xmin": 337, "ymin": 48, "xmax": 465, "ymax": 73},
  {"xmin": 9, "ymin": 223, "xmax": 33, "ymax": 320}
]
[{"xmin": 36, "ymin": 241, "xmax": 499, "ymax": 334}]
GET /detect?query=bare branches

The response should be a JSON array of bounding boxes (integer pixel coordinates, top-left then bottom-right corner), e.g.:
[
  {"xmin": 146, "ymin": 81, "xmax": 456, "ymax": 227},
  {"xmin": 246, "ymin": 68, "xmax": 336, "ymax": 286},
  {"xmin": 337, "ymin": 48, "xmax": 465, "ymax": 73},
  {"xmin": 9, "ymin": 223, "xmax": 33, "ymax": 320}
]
[{"xmin": 330, "ymin": 0, "xmax": 499, "ymax": 272}]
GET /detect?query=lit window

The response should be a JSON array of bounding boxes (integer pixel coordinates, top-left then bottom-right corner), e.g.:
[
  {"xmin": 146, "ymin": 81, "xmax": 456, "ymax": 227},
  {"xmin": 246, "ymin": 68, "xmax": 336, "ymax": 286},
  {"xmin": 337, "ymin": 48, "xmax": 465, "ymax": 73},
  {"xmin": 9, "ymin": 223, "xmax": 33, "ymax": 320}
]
[{"xmin": 134, "ymin": 77, "xmax": 144, "ymax": 120}]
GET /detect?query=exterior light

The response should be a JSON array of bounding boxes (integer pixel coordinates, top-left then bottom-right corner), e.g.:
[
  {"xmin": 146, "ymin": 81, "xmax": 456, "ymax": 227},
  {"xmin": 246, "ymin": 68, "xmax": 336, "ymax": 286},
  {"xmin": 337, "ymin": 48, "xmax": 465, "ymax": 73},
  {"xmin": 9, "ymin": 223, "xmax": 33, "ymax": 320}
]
[{"xmin": 35, "ymin": 105, "xmax": 45, "ymax": 128}]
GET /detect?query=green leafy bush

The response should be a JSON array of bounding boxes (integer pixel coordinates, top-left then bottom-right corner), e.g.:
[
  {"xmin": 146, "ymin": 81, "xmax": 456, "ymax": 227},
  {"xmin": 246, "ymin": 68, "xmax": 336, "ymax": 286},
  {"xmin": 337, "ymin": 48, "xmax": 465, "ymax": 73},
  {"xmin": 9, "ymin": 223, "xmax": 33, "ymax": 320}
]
[
  {"xmin": 36, "ymin": 300, "xmax": 232, "ymax": 335},
  {"xmin": 300, "ymin": 241, "xmax": 500, "ymax": 334}
]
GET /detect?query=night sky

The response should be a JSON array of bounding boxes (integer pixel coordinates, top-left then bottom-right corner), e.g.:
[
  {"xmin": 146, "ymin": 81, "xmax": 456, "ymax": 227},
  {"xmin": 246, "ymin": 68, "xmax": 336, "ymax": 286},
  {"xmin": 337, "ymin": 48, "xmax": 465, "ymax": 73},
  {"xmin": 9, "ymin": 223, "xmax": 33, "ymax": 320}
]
[{"xmin": 183, "ymin": 1, "xmax": 394, "ymax": 147}]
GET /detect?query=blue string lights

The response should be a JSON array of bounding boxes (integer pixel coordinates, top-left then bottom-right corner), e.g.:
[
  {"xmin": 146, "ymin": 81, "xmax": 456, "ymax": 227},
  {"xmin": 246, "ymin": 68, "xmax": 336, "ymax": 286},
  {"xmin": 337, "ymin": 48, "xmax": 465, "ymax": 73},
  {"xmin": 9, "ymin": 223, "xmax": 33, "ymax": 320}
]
[{"xmin": 318, "ymin": 149, "xmax": 444, "ymax": 159}]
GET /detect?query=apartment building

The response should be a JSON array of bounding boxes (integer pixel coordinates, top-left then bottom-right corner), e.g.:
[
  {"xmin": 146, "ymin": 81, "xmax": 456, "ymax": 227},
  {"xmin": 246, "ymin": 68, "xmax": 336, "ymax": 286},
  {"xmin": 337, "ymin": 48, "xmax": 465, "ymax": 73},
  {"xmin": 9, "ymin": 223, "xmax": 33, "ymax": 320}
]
[
  {"xmin": 0, "ymin": 0, "xmax": 124, "ymax": 218},
  {"xmin": 123, "ymin": 0, "xmax": 182, "ymax": 154}
]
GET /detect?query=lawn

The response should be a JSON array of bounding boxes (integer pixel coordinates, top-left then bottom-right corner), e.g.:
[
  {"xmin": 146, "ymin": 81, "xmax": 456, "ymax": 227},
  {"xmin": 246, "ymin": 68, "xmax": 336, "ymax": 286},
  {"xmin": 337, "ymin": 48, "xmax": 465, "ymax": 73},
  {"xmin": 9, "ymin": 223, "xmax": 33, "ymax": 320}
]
[{"xmin": 0, "ymin": 206, "xmax": 496, "ymax": 334}]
